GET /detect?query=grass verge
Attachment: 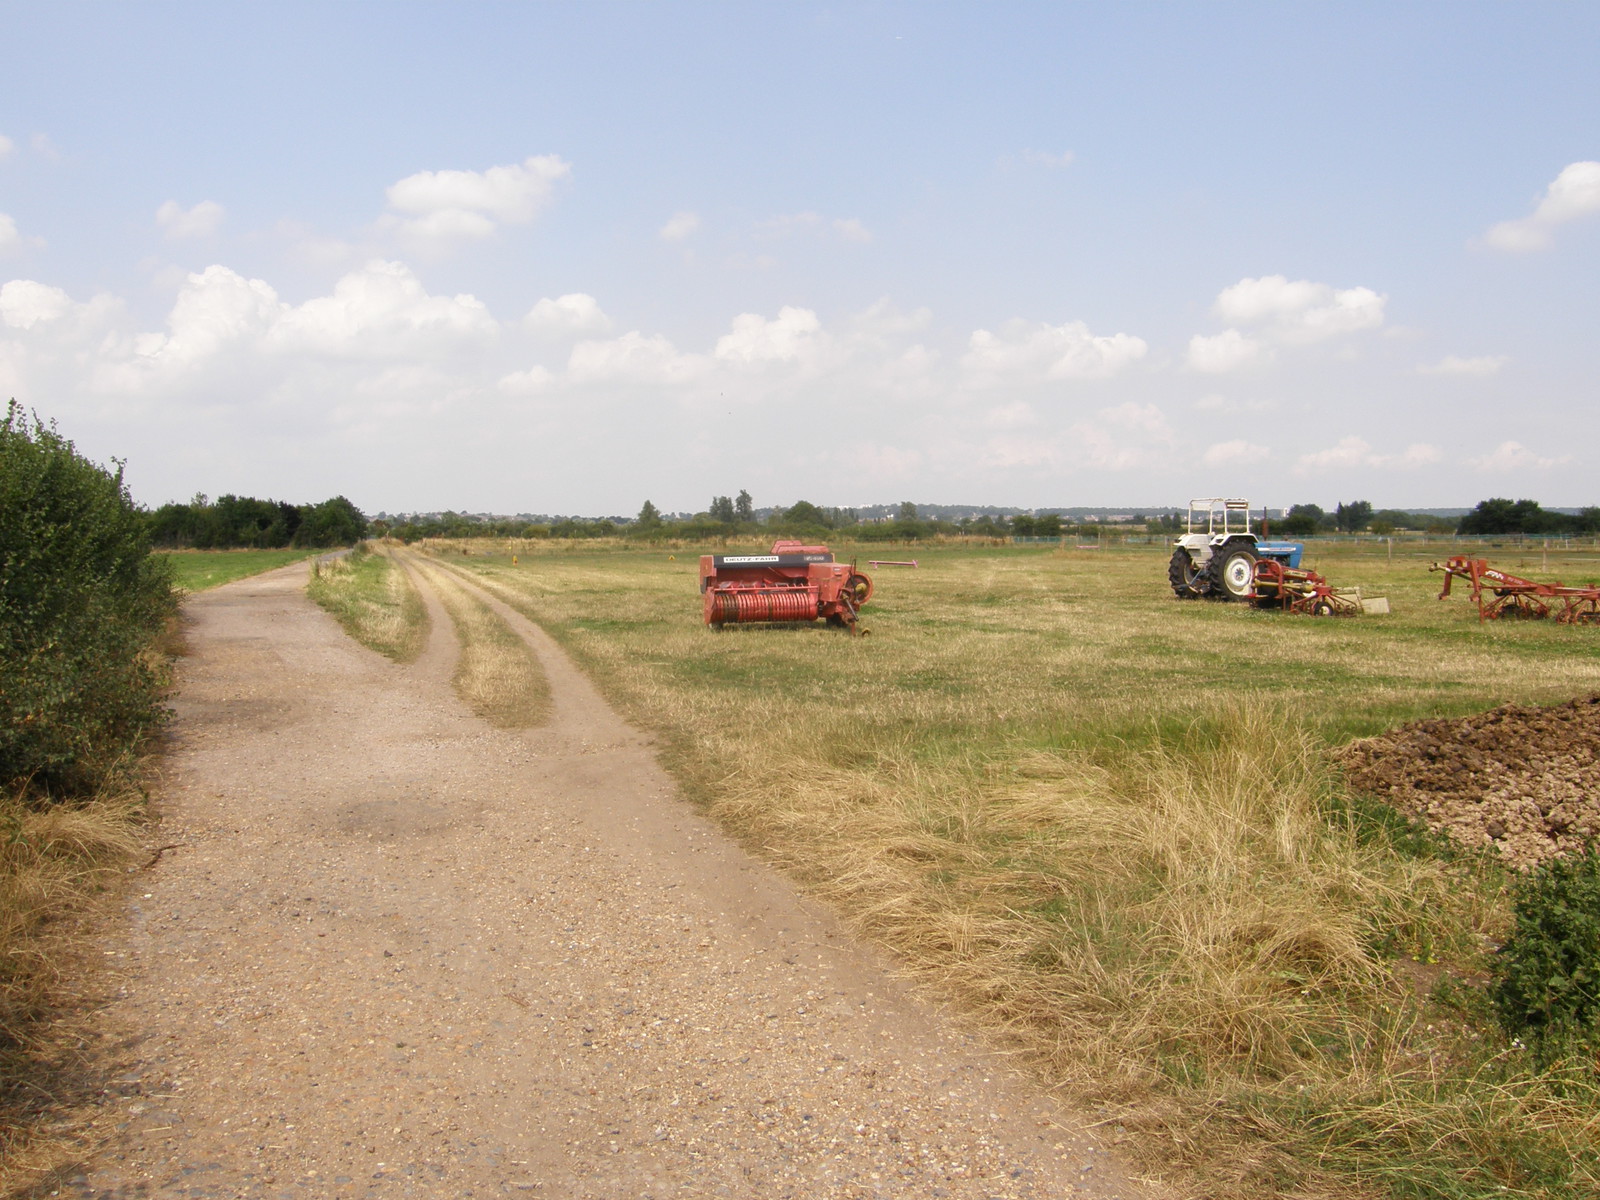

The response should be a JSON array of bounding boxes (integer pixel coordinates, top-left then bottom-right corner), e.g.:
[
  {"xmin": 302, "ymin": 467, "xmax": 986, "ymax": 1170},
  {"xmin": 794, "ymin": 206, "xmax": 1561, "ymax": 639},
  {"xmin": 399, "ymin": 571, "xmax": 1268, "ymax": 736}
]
[
  {"xmin": 446, "ymin": 537, "xmax": 1600, "ymax": 1198},
  {"xmin": 406, "ymin": 552, "xmax": 550, "ymax": 728},
  {"xmin": 307, "ymin": 544, "xmax": 428, "ymax": 664},
  {"xmin": 0, "ymin": 776, "xmax": 147, "ymax": 1186},
  {"xmin": 160, "ymin": 547, "xmax": 319, "ymax": 593}
]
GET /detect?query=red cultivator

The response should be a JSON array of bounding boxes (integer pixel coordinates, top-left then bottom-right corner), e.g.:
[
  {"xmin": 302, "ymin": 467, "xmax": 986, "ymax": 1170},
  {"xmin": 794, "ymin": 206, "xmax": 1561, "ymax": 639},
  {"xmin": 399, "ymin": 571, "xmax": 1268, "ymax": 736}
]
[
  {"xmin": 1250, "ymin": 559, "xmax": 1373, "ymax": 616},
  {"xmin": 1431, "ymin": 556, "xmax": 1600, "ymax": 624},
  {"xmin": 699, "ymin": 541, "xmax": 873, "ymax": 633}
]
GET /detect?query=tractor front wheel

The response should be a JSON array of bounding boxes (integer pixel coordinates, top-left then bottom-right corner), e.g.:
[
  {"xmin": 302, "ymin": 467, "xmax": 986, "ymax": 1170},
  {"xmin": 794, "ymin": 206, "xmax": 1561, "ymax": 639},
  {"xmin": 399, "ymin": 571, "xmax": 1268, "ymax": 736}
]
[
  {"xmin": 1168, "ymin": 548, "xmax": 1203, "ymax": 598},
  {"xmin": 1211, "ymin": 545, "xmax": 1258, "ymax": 602}
]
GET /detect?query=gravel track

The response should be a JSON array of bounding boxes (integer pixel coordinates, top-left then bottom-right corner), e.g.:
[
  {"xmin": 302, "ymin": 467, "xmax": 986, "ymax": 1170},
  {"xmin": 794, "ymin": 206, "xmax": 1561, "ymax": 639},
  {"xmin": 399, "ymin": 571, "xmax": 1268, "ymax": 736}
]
[{"xmin": 58, "ymin": 562, "xmax": 1156, "ymax": 1199}]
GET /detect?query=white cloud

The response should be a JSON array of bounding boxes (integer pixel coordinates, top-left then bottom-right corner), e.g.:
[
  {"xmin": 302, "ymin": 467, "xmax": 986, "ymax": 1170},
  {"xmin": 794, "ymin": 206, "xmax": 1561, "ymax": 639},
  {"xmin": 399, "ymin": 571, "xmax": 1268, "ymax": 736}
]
[
  {"xmin": 270, "ymin": 260, "xmax": 496, "ymax": 357},
  {"xmin": 1468, "ymin": 440, "xmax": 1571, "ymax": 472},
  {"xmin": 1296, "ymin": 436, "xmax": 1443, "ymax": 472},
  {"xmin": 1187, "ymin": 329, "xmax": 1264, "ymax": 373},
  {"xmin": 1484, "ymin": 161, "xmax": 1600, "ymax": 252},
  {"xmin": 497, "ymin": 365, "xmax": 556, "ymax": 394},
  {"xmin": 567, "ymin": 331, "xmax": 706, "ymax": 385},
  {"xmin": 523, "ymin": 293, "xmax": 611, "ymax": 336},
  {"xmin": 157, "ymin": 199, "xmax": 225, "ymax": 240},
  {"xmin": 0, "ymin": 280, "xmax": 73, "ymax": 328},
  {"xmin": 832, "ymin": 218, "xmax": 872, "ymax": 243},
  {"xmin": 1213, "ymin": 275, "xmax": 1386, "ymax": 343},
  {"xmin": 1415, "ymin": 354, "xmax": 1508, "ymax": 377},
  {"xmin": 1099, "ymin": 401, "xmax": 1172, "ymax": 439},
  {"xmin": 1022, "ymin": 149, "xmax": 1074, "ymax": 167},
  {"xmin": 659, "ymin": 211, "xmax": 699, "ymax": 241},
  {"xmin": 962, "ymin": 318, "xmax": 1147, "ymax": 381},
  {"xmin": 30, "ymin": 134, "xmax": 59, "ymax": 161},
  {"xmin": 381, "ymin": 155, "xmax": 571, "ymax": 244},
  {"xmin": 1203, "ymin": 439, "xmax": 1270, "ymax": 466},
  {"xmin": 134, "ymin": 265, "xmax": 284, "ymax": 370},
  {"xmin": 850, "ymin": 297, "xmax": 932, "ymax": 341},
  {"xmin": 714, "ymin": 306, "xmax": 826, "ymax": 367},
  {"xmin": 1193, "ymin": 392, "xmax": 1275, "ymax": 414},
  {"xmin": 755, "ymin": 211, "xmax": 873, "ymax": 243},
  {"xmin": 0, "ymin": 215, "xmax": 20, "ymax": 253},
  {"xmin": 0, "ymin": 134, "xmax": 13, "ymax": 161}
]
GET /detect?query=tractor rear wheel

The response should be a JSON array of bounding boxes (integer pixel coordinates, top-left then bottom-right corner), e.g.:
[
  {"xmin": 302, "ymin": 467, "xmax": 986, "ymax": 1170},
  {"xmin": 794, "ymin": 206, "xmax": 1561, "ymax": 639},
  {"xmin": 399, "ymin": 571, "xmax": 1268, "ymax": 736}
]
[
  {"xmin": 1210, "ymin": 544, "xmax": 1258, "ymax": 602},
  {"xmin": 1168, "ymin": 549, "xmax": 1203, "ymax": 598}
]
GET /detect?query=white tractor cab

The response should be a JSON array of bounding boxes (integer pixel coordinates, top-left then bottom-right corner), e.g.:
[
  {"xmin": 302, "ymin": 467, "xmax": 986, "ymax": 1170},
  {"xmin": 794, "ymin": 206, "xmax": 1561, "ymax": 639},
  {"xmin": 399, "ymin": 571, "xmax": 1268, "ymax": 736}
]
[{"xmin": 1169, "ymin": 498, "xmax": 1304, "ymax": 601}]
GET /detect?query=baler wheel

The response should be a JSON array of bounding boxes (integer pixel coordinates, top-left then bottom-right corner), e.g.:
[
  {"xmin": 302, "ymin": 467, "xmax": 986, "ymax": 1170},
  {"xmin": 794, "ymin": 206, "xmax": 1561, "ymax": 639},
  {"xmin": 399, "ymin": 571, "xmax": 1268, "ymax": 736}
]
[
  {"xmin": 1211, "ymin": 544, "xmax": 1258, "ymax": 602},
  {"xmin": 1168, "ymin": 549, "xmax": 1203, "ymax": 598},
  {"xmin": 1311, "ymin": 599, "xmax": 1336, "ymax": 617}
]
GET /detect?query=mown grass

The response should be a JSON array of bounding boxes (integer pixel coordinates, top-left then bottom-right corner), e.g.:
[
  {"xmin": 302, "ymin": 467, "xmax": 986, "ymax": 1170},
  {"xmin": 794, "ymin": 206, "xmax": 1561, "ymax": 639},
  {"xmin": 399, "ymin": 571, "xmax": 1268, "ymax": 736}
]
[
  {"xmin": 306, "ymin": 544, "xmax": 428, "ymax": 664},
  {"xmin": 441, "ymin": 536, "xmax": 1600, "ymax": 1198},
  {"xmin": 404, "ymin": 551, "xmax": 550, "ymax": 728},
  {"xmin": 161, "ymin": 547, "xmax": 319, "ymax": 593}
]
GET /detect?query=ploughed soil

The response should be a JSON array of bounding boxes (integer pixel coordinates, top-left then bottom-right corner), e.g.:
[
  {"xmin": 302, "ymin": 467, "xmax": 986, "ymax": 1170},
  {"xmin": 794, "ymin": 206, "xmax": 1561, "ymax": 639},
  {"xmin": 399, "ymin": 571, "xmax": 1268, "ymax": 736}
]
[
  {"xmin": 40, "ymin": 561, "xmax": 1157, "ymax": 1200},
  {"xmin": 1336, "ymin": 694, "xmax": 1600, "ymax": 870}
]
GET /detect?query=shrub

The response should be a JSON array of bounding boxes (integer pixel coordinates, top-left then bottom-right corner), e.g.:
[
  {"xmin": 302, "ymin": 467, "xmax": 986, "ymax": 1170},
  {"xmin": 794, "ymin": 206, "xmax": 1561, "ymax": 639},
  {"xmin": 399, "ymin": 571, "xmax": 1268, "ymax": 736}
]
[
  {"xmin": 1492, "ymin": 849, "xmax": 1600, "ymax": 1054},
  {"xmin": 0, "ymin": 403, "xmax": 176, "ymax": 792}
]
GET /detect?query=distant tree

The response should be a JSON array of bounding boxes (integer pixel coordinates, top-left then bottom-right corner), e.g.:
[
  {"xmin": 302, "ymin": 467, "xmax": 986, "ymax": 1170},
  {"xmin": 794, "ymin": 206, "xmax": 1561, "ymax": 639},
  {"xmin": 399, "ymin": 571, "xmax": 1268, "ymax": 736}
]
[
  {"xmin": 778, "ymin": 500, "xmax": 831, "ymax": 530},
  {"xmin": 735, "ymin": 490, "xmax": 754, "ymax": 522},
  {"xmin": 1334, "ymin": 500, "xmax": 1373, "ymax": 533},
  {"xmin": 636, "ymin": 499, "xmax": 662, "ymax": 530},
  {"xmin": 1459, "ymin": 499, "xmax": 1568, "ymax": 534},
  {"xmin": 709, "ymin": 495, "xmax": 735, "ymax": 523},
  {"xmin": 1011, "ymin": 514, "xmax": 1037, "ymax": 536},
  {"xmin": 1034, "ymin": 513, "xmax": 1063, "ymax": 537},
  {"xmin": 897, "ymin": 500, "xmax": 919, "ymax": 522},
  {"xmin": 294, "ymin": 496, "xmax": 367, "ymax": 547}
]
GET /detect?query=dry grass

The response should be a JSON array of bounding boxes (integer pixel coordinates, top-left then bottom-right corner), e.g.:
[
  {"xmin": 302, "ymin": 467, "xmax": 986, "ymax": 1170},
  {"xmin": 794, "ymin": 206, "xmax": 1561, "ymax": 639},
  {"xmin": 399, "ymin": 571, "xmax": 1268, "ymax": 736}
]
[
  {"xmin": 306, "ymin": 543, "xmax": 428, "ymax": 663},
  {"xmin": 0, "ymin": 777, "xmax": 147, "ymax": 1183},
  {"xmin": 437, "ymin": 537, "xmax": 1600, "ymax": 1197},
  {"xmin": 406, "ymin": 552, "xmax": 551, "ymax": 729}
]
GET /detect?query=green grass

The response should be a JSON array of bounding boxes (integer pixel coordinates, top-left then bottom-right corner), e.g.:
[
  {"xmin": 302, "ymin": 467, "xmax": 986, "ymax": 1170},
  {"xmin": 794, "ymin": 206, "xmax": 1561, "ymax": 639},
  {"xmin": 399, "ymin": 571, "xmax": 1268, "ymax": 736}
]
[
  {"xmin": 306, "ymin": 544, "xmax": 427, "ymax": 663},
  {"xmin": 160, "ymin": 547, "xmax": 320, "ymax": 592},
  {"xmin": 446, "ymin": 536, "xmax": 1600, "ymax": 1198}
]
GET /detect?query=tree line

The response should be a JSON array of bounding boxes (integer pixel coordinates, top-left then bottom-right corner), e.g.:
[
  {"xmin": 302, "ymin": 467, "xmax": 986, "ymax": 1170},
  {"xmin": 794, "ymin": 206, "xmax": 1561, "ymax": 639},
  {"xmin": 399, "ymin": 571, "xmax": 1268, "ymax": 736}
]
[
  {"xmin": 1276, "ymin": 499, "xmax": 1600, "ymax": 538},
  {"xmin": 146, "ymin": 493, "xmax": 368, "ymax": 549}
]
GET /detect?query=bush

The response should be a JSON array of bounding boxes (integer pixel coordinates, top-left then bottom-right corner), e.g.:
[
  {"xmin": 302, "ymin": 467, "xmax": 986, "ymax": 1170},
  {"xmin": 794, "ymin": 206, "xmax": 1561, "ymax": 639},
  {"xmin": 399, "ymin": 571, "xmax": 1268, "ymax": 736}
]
[
  {"xmin": 0, "ymin": 403, "xmax": 176, "ymax": 792},
  {"xmin": 1492, "ymin": 849, "xmax": 1600, "ymax": 1054}
]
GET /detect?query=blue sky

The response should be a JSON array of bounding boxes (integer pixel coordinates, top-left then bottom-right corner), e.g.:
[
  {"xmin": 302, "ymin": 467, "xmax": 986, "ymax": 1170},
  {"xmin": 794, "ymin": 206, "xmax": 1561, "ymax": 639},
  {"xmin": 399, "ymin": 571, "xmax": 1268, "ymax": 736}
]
[{"xmin": 2, "ymin": 2, "xmax": 1595, "ymax": 515}]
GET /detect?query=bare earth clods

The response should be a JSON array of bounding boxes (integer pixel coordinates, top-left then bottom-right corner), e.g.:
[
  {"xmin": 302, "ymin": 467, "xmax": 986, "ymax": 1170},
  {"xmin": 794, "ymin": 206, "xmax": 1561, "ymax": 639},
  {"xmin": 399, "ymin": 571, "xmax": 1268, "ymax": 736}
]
[{"xmin": 1337, "ymin": 694, "xmax": 1600, "ymax": 870}]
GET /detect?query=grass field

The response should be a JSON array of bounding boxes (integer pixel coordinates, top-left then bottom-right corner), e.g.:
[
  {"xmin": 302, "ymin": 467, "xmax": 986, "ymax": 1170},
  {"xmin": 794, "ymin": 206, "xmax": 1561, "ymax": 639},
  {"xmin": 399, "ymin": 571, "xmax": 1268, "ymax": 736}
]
[
  {"xmin": 424, "ymin": 536, "xmax": 1600, "ymax": 1199},
  {"xmin": 161, "ymin": 547, "xmax": 320, "ymax": 592}
]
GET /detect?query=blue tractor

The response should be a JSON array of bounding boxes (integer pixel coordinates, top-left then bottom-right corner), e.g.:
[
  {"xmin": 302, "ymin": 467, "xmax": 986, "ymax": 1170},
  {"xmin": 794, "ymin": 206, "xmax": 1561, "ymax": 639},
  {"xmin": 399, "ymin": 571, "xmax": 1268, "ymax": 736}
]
[{"xmin": 1168, "ymin": 497, "xmax": 1304, "ymax": 601}]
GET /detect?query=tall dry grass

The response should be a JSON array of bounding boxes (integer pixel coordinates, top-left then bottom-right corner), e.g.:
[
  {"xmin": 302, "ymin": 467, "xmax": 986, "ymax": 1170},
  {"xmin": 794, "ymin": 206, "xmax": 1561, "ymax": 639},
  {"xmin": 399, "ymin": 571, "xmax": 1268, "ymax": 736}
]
[
  {"xmin": 448, "ymin": 540, "xmax": 1600, "ymax": 1196},
  {"xmin": 407, "ymin": 554, "xmax": 551, "ymax": 728},
  {"xmin": 307, "ymin": 543, "xmax": 428, "ymax": 663},
  {"xmin": 0, "ymin": 778, "xmax": 146, "ymax": 1178}
]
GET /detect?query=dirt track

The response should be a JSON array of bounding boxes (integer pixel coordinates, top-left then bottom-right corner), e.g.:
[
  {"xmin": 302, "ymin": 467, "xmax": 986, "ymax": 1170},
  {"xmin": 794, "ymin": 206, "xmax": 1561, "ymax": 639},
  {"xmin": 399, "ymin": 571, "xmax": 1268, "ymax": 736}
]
[{"xmin": 59, "ymin": 562, "xmax": 1153, "ymax": 1199}]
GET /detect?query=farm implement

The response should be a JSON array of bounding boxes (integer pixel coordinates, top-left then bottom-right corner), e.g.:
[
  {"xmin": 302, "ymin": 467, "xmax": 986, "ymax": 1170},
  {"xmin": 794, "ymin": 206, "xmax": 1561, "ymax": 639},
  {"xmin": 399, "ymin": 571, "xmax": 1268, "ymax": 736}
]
[
  {"xmin": 1250, "ymin": 559, "xmax": 1389, "ymax": 616},
  {"xmin": 1431, "ymin": 556, "xmax": 1600, "ymax": 624},
  {"xmin": 699, "ymin": 541, "xmax": 873, "ymax": 633}
]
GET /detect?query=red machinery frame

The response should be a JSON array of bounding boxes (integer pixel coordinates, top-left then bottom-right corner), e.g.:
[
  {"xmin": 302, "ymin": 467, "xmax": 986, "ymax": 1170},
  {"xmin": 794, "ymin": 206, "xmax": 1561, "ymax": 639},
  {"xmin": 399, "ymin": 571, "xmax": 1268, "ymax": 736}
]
[
  {"xmin": 1250, "ymin": 558, "xmax": 1362, "ymax": 616},
  {"xmin": 699, "ymin": 541, "xmax": 873, "ymax": 633},
  {"xmin": 1431, "ymin": 556, "xmax": 1600, "ymax": 624}
]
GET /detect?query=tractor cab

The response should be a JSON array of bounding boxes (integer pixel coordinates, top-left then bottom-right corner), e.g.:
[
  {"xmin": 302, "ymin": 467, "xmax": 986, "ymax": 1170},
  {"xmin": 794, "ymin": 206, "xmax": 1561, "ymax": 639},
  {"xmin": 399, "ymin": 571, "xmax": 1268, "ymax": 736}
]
[{"xmin": 1170, "ymin": 498, "xmax": 1302, "ymax": 601}]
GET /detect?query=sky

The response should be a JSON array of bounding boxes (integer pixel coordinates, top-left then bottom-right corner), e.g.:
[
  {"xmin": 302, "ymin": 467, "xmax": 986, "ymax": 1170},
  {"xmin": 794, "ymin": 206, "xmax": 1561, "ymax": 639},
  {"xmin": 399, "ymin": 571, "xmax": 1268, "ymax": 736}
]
[{"xmin": 1, "ymin": 2, "xmax": 1596, "ymax": 517}]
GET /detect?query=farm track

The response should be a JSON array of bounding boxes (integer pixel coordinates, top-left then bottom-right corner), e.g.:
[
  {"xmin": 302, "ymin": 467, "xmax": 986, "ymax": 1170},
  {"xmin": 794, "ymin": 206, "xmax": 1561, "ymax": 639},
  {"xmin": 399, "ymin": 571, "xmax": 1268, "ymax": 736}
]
[{"xmin": 55, "ymin": 559, "xmax": 1156, "ymax": 1199}]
